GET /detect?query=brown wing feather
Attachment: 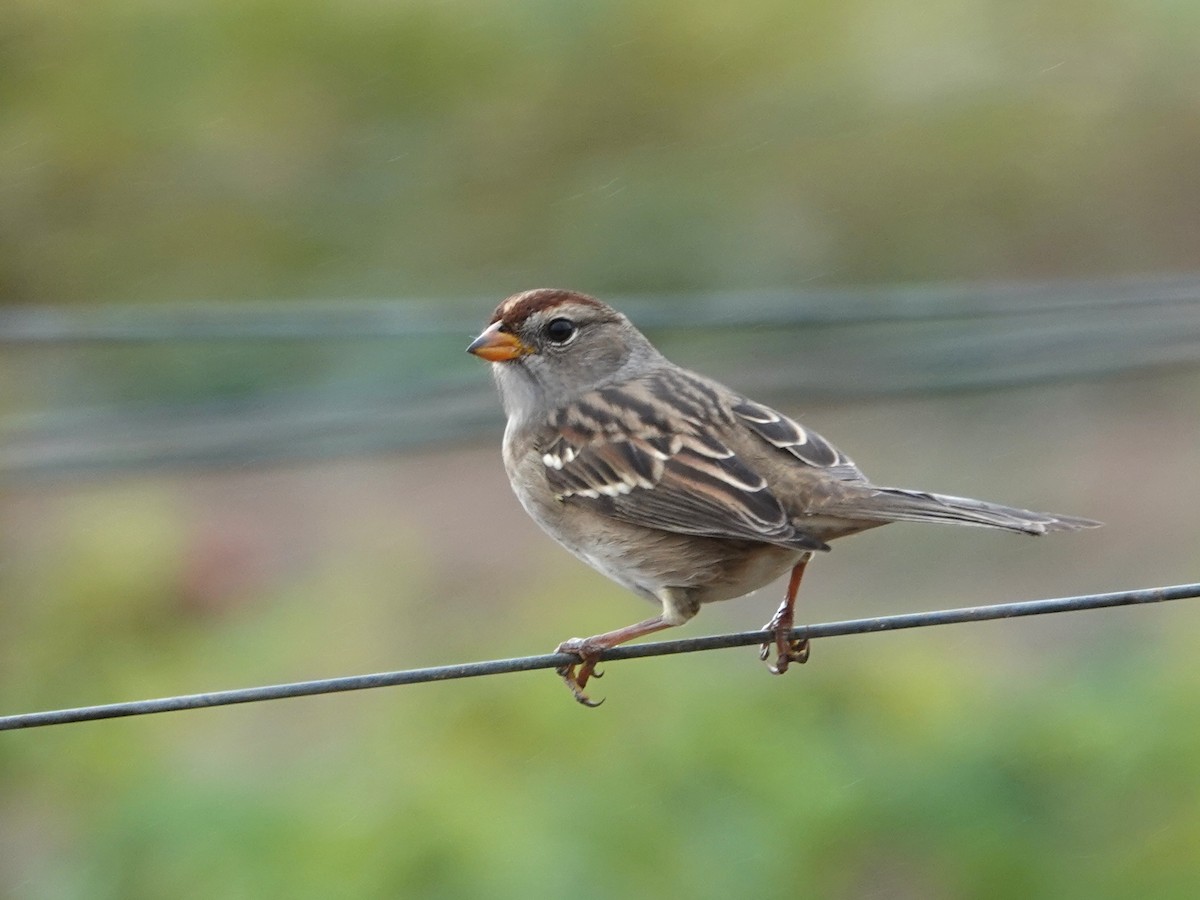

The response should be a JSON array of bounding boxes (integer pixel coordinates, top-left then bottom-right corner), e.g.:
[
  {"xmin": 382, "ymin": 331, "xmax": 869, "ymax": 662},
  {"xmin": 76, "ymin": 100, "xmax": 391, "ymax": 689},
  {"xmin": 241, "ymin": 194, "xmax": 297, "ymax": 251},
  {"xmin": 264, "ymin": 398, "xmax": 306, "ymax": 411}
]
[
  {"xmin": 539, "ymin": 373, "xmax": 828, "ymax": 551},
  {"xmin": 730, "ymin": 398, "xmax": 867, "ymax": 484}
]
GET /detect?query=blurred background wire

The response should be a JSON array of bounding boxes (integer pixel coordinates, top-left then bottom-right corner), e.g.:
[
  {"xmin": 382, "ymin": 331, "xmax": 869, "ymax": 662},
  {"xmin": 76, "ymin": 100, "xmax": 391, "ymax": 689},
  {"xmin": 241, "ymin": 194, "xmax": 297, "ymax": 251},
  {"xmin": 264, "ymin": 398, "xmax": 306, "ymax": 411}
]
[{"xmin": 5, "ymin": 273, "xmax": 1200, "ymax": 482}]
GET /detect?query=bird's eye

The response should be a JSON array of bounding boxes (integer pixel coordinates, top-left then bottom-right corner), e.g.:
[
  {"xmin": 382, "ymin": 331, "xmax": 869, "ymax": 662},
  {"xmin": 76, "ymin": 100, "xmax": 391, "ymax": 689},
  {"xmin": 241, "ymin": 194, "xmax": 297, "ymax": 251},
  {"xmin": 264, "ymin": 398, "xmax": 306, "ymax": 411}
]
[{"xmin": 544, "ymin": 317, "xmax": 577, "ymax": 344}]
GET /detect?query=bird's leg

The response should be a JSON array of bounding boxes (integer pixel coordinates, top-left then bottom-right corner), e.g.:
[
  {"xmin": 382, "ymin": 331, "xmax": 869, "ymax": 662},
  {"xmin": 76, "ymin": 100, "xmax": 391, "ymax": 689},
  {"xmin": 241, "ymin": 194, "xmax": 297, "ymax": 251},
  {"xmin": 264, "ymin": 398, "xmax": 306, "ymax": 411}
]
[
  {"xmin": 759, "ymin": 558, "xmax": 811, "ymax": 675},
  {"xmin": 555, "ymin": 615, "xmax": 674, "ymax": 707}
]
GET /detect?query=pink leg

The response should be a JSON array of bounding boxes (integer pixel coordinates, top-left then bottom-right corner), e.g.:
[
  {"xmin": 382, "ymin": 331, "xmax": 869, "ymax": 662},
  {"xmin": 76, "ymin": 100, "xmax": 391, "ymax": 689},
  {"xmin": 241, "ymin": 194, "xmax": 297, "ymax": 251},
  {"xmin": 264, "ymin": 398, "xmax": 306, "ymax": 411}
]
[
  {"xmin": 758, "ymin": 559, "xmax": 811, "ymax": 675},
  {"xmin": 555, "ymin": 615, "xmax": 675, "ymax": 707}
]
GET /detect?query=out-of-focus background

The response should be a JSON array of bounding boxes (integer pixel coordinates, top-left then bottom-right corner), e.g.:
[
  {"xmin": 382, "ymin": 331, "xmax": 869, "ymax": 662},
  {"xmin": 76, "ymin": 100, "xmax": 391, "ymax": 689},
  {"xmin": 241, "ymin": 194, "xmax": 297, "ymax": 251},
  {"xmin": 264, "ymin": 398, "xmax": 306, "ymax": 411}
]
[{"xmin": 3, "ymin": 1, "xmax": 1199, "ymax": 897}]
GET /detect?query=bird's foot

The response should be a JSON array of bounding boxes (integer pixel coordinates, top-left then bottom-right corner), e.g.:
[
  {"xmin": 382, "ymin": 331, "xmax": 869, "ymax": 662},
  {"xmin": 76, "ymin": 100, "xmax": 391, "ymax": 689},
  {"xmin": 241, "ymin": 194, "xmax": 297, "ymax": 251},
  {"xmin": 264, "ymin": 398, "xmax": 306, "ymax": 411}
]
[
  {"xmin": 554, "ymin": 637, "xmax": 605, "ymax": 707},
  {"xmin": 758, "ymin": 611, "xmax": 810, "ymax": 676}
]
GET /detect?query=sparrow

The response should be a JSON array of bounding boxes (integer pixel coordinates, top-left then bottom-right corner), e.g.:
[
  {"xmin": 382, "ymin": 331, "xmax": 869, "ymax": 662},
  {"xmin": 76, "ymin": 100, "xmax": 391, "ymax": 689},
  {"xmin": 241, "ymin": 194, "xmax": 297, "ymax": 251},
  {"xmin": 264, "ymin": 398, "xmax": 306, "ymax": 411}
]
[{"xmin": 467, "ymin": 288, "xmax": 1099, "ymax": 706}]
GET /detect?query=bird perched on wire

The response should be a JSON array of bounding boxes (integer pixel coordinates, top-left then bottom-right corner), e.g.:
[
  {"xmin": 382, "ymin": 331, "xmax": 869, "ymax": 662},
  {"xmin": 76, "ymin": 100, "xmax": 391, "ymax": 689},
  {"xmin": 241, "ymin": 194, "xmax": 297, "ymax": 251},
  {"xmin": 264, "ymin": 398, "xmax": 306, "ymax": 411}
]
[{"xmin": 467, "ymin": 289, "xmax": 1100, "ymax": 706}]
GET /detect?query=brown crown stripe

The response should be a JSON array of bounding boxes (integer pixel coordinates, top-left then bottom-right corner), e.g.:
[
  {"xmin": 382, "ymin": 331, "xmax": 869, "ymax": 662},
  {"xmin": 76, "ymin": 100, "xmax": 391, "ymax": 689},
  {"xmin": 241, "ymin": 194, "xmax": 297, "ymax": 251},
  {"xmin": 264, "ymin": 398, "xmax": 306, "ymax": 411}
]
[{"xmin": 489, "ymin": 289, "xmax": 611, "ymax": 327}]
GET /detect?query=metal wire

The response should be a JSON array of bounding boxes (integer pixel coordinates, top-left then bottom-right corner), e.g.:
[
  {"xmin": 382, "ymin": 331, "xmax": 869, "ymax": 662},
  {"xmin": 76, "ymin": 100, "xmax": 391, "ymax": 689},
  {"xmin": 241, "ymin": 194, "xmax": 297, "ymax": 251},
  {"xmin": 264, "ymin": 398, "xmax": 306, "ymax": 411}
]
[
  {"xmin": 2, "ymin": 582, "xmax": 1197, "ymax": 731},
  {"xmin": 3, "ymin": 274, "xmax": 1199, "ymax": 343},
  {"xmin": 7, "ymin": 283, "xmax": 1200, "ymax": 482}
]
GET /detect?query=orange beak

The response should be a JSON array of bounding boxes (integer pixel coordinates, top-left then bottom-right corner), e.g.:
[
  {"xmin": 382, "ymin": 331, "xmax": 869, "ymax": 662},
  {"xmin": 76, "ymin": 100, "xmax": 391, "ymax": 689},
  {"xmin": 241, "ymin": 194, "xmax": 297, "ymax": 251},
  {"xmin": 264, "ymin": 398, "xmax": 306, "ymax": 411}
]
[{"xmin": 466, "ymin": 321, "xmax": 533, "ymax": 362}]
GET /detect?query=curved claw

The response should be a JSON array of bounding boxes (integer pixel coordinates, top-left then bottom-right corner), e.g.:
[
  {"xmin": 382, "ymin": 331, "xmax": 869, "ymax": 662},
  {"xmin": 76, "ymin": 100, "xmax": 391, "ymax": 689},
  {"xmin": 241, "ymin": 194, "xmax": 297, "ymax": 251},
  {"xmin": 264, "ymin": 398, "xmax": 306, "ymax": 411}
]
[
  {"xmin": 555, "ymin": 661, "xmax": 605, "ymax": 707},
  {"xmin": 555, "ymin": 640, "xmax": 607, "ymax": 707},
  {"xmin": 551, "ymin": 616, "xmax": 673, "ymax": 706},
  {"xmin": 760, "ymin": 627, "xmax": 811, "ymax": 676},
  {"xmin": 760, "ymin": 557, "xmax": 812, "ymax": 676},
  {"xmin": 766, "ymin": 640, "xmax": 810, "ymax": 675},
  {"xmin": 577, "ymin": 692, "xmax": 605, "ymax": 708}
]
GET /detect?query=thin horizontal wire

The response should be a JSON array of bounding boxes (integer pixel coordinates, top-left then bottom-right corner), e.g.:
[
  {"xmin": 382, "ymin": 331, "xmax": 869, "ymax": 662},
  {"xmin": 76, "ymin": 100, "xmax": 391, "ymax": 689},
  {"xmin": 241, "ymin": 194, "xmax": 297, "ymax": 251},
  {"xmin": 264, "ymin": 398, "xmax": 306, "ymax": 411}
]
[
  {"xmin": 7, "ymin": 303, "xmax": 1200, "ymax": 482},
  {"xmin": 2, "ymin": 582, "xmax": 1197, "ymax": 731},
  {"xmin": 2, "ymin": 274, "xmax": 1199, "ymax": 344}
]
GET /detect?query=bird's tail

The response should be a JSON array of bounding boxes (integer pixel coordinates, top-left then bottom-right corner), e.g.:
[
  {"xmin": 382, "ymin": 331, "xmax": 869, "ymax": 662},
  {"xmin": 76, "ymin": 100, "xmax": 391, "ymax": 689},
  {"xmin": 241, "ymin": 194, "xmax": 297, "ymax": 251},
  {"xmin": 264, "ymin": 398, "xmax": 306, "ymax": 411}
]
[{"xmin": 835, "ymin": 487, "xmax": 1101, "ymax": 536}]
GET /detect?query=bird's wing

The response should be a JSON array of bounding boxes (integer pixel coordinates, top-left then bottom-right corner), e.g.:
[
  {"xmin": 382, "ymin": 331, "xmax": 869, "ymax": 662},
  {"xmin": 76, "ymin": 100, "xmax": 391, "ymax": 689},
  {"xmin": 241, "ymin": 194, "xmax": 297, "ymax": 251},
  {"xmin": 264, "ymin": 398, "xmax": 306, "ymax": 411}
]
[
  {"xmin": 728, "ymin": 397, "xmax": 868, "ymax": 485},
  {"xmin": 538, "ymin": 370, "xmax": 829, "ymax": 551}
]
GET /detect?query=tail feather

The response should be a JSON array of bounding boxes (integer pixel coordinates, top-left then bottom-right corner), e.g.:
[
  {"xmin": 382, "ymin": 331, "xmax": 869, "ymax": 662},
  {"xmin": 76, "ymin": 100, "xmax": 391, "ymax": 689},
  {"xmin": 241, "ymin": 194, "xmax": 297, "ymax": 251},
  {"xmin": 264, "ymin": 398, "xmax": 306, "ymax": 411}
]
[{"xmin": 839, "ymin": 487, "xmax": 1101, "ymax": 536}]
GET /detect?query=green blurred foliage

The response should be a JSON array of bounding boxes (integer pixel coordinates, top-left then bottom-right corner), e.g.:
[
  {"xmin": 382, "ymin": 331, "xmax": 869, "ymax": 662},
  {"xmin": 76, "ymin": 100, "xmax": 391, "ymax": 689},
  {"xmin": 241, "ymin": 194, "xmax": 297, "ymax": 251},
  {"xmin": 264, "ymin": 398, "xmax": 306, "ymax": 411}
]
[
  {"xmin": 2, "ymin": 0, "xmax": 1199, "ymax": 304},
  {"xmin": 2, "ymin": 503, "xmax": 1199, "ymax": 899}
]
